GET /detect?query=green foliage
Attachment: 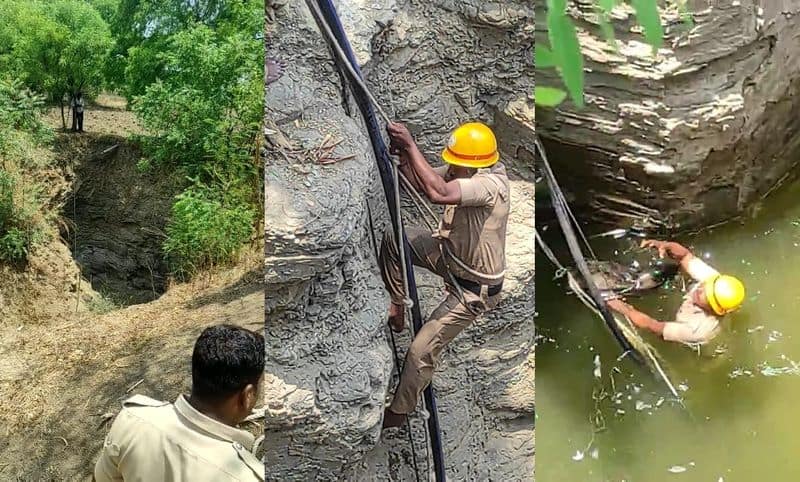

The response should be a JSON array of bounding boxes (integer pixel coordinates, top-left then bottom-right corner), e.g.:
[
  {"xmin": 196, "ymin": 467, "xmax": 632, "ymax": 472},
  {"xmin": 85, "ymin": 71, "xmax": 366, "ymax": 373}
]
[
  {"xmin": 1, "ymin": 1, "xmax": 113, "ymax": 106},
  {"xmin": 0, "ymin": 170, "xmax": 45, "ymax": 264},
  {"xmin": 122, "ymin": 8, "xmax": 263, "ymax": 276},
  {"xmin": 0, "ymin": 76, "xmax": 51, "ymax": 264},
  {"xmin": 0, "ymin": 77, "xmax": 51, "ymax": 156},
  {"xmin": 110, "ymin": 0, "xmax": 262, "ymax": 100},
  {"xmin": 163, "ymin": 186, "xmax": 255, "ymax": 278},
  {"xmin": 86, "ymin": 290, "xmax": 122, "ymax": 314},
  {"xmin": 536, "ymin": 0, "xmax": 687, "ymax": 109}
]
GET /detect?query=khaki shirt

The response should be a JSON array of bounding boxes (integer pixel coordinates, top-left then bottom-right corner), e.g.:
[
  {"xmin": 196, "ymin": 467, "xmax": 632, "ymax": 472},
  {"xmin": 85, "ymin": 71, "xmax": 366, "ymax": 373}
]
[
  {"xmin": 433, "ymin": 162, "xmax": 510, "ymax": 285},
  {"xmin": 662, "ymin": 257, "xmax": 722, "ymax": 345},
  {"xmin": 94, "ymin": 394, "xmax": 264, "ymax": 482}
]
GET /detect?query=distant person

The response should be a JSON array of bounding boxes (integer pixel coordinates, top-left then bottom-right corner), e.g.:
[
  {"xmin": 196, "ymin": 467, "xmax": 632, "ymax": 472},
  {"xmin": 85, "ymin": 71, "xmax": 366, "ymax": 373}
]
[
  {"xmin": 94, "ymin": 324, "xmax": 265, "ymax": 481},
  {"xmin": 71, "ymin": 92, "xmax": 84, "ymax": 133},
  {"xmin": 380, "ymin": 121, "xmax": 509, "ymax": 428},
  {"xmin": 605, "ymin": 239, "xmax": 745, "ymax": 346}
]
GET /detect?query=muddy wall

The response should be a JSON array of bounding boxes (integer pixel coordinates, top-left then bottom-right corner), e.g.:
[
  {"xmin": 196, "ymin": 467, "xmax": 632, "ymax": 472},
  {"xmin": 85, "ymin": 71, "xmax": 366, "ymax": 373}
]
[
  {"xmin": 536, "ymin": 1, "xmax": 800, "ymax": 231},
  {"xmin": 264, "ymin": 0, "xmax": 534, "ymax": 480}
]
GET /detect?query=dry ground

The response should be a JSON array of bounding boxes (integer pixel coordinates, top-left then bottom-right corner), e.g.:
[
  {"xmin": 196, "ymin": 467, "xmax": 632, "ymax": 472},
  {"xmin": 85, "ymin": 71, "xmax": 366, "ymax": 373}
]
[{"xmin": 0, "ymin": 96, "xmax": 264, "ymax": 480}]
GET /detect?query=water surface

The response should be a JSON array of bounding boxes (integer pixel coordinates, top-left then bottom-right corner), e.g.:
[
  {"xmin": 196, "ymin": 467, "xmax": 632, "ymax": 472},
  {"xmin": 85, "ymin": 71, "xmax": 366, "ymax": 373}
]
[{"xmin": 537, "ymin": 181, "xmax": 800, "ymax": 482}]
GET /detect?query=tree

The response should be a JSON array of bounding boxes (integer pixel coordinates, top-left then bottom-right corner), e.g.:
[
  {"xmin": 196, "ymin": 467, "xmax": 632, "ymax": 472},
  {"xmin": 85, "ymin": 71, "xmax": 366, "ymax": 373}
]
[
  {"xmin": 1, "ymin": 1, "xmax": 113, "ymax": 129},
  {"xmin": 535, "ymin": 0, "xmax": 690, "ymax": 108},
  {"xmin": 109, "ymin": 0, "xmax": 261, "ymax": 100},
  {"xmin": 127, "ymin": 8, "xmax": 263, "ymax": 276}
]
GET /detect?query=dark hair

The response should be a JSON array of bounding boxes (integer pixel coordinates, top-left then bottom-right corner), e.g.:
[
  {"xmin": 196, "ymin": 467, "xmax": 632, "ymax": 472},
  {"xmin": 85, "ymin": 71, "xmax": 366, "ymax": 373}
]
[{"xmin": 191, "ymin": 324, "xmax": 264, "ymax": 401}]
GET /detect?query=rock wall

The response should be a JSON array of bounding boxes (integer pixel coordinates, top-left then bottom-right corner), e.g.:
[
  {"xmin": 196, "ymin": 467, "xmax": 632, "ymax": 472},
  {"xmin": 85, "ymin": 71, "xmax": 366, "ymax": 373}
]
[
  {"xmin": 536, "ymin": 1, "xmax": 800, "ymax": 231},
  {"xmin": 64, "ymin": 137, "xmax": 176, "ymax": 304},
  {"xmin": 265, "ymin": 0, "xmax": 534, "ymax": 480}
]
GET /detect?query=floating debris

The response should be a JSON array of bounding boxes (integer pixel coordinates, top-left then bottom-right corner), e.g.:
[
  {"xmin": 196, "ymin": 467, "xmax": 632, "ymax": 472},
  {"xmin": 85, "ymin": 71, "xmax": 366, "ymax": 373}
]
[
  {"xmin": 589, "ymin": 447, "xmax": 599, "ymax": 460},
  {"xmin": 668, "ymin": 465, "xmax": 687, "ymax": 473},
  {"xmin": 572, "ymin": 450, "xmax": 584, "ymax": 461},
  {"xmin": 747, "ymin": 325, "xmax": 765, "ymax": 333},
  {"xmin": 768, "ymin": 330, "xmax": 783, "ymax": 343},
  {"xmin": 759, "ymin": 360, "xmax": 800, "ymax": 377},
  {"xmin": 593, "ymin": 354, "xmax": 602, "ymax": 379},
  {"xmin": 635, "ymin": 400, "xmax": 652, "ymax": 411},
  {"xmin": 729, "ymin": 367, "xmax": 754, "ymax": 378}
]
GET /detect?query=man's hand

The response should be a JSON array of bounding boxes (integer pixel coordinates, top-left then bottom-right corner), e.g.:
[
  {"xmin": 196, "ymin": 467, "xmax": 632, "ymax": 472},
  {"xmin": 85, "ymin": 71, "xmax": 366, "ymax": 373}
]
[
  {"xmin": 641, "ymin": 239, "xmax": 691, "ymax": 261},
  {"xmin": 387, "ymin": 122, "xmax": 415, "ymax": 155},
  {"xmin": 606, "ymin": 298, "xmax": 629, "ymax": 313}
]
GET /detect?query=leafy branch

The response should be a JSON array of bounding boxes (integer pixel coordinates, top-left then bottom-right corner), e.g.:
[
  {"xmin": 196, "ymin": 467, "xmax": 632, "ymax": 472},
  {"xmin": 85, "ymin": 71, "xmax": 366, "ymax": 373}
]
[{"xmin": 536, "ymin": 0, "xmax": 692, "ymax": 109}]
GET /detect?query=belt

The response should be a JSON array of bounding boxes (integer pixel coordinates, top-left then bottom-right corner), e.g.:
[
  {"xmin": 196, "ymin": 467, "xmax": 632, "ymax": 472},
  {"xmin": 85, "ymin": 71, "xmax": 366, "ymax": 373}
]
[{"xmin": 453, "ymin": 276, "xmax": 503, "ymax": 297}]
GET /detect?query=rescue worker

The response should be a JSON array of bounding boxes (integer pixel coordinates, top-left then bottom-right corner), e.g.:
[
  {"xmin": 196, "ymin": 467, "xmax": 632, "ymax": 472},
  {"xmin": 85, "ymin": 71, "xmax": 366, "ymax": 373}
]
[
  {"xmin": 94, "ymin": 324, "xmax": 265, "ymax": 481},
  {"xmin": 605, "ymin": 239, "xmax": 745, "ymax": 345},
  {"xmin": 380, "ymin": 121, "xmax": 509, "ymax": 428}
]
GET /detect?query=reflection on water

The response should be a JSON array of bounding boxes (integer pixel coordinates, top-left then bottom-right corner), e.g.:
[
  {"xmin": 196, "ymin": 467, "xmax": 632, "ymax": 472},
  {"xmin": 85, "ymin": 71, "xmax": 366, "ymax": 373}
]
[{"xmin": 537, "ymin": 180, "xmax": 800, "ymax": 482}]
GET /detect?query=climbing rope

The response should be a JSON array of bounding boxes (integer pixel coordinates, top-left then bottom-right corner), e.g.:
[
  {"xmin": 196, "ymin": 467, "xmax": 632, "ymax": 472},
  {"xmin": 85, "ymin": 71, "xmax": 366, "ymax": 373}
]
[
  {"xmin": 365, "ymin": 199, "xmax": 424, "ymax": 481},
  {"xmin": 535, "ymin": 136, "xmax": 636, "ymax": 358},
  {"xmin": 306, "ymin": 1, "xmax": 447, "ymax": 480},
  {"xmin": 534, "ymin": 142, "xmax": 680, "ymax": 398}
]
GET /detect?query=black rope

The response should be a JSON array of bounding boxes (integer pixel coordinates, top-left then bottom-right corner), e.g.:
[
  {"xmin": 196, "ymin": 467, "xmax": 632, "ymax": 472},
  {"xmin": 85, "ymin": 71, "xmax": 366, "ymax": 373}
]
[
  {"xmin": 535, "ymin": 136, "xmax": 640, "ymax": 362},
  {"xmin": 308, "ymin": 1, "xmax": 447, "ymax": 479},
  {"xmin": 365, "ymin": 200, "xmax": 423, "ymax": 482}
]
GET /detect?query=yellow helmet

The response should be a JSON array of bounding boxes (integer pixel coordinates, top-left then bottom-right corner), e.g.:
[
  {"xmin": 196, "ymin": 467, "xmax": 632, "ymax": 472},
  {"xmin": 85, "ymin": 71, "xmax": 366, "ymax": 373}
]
[
  {"xmin": 704, "ymin": 274, "xmax": 745, "ymax": 315},
  {"xmin": 441, "ymin": 122, "xmax": 499, "ymax": 168}
]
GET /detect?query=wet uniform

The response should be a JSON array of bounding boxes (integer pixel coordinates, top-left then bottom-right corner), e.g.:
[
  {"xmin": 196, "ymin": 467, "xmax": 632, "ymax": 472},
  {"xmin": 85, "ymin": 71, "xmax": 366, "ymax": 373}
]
[
  {"xmin": 662, "ymin": 257, "xmax": 722, "ymax": 345},
  {"xmin": 379, "ymin": 162, "xmax": 510, "ymax": 414},
  {"xmin": 94, "ymin": 394, "xmax": 264, "ymax": 482}
]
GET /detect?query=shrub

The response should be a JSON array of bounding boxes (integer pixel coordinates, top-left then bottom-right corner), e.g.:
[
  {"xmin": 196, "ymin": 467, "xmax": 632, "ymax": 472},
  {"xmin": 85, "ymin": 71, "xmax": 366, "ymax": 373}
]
[{"xmin": 163, "ymin": 185, "xmax": 255, "ymax": 278}]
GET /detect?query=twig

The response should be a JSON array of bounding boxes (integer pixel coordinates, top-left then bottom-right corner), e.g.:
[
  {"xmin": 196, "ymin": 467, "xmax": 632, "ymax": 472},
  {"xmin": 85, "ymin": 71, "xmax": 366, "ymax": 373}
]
[
  {"xmin": 126, "ymin": 378, "xmax": 144, "ymax": 393},
  {"xmin": 59, "ymin": 437, "xmax": 68, "ymax": 447}
]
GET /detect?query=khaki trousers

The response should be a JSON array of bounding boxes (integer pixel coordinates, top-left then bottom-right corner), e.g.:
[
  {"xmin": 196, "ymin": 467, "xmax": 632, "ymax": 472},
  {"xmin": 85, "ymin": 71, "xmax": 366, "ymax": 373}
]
[{"xmin": 378, "ymin": 227, "xmax": 500, "ymax": 415}]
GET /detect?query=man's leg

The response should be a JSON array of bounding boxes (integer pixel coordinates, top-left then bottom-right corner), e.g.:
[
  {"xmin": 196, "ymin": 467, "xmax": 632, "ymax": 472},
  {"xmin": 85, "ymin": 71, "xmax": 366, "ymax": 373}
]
[
  {"xmin": 384, "ymin": 291, "xmax": 486, "ymax": 426},
  {"xmin": 378, "ymin": 226, "xmax": 445, "ymax": 332},
  {"xmin": 78, "ymin": 112, "xmax": 83, "ymax": 132}
]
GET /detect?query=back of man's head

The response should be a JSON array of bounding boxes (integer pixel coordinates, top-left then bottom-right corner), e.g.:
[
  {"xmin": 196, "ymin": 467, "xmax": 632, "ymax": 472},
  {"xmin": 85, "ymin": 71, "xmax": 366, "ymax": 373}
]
[{"xmin": 191, "ymin": 324, "xmax": 264, "ymax": 402}]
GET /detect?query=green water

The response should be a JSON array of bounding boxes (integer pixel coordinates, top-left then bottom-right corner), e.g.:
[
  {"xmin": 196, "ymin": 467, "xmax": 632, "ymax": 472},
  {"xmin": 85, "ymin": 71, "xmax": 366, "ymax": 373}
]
[{"xmin": 536, "ymin": 181, "xmax": 800, "ymax": 482}]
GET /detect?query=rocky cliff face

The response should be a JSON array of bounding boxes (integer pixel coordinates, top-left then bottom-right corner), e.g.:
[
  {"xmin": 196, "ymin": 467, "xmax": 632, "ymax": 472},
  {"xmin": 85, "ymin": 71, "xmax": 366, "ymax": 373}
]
[
  {"xmin": 537, "ymin": 1, "xmax": 800, "ymax": 231},
  {"xmin": 264, "ymin": 0, "xmax": 534, "ymax": 480}
]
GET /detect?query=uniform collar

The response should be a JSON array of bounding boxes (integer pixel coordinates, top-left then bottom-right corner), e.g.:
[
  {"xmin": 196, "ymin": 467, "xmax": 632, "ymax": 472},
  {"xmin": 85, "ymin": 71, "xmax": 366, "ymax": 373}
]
[{"xmin": 174, "ymin": 394, "xmax": 255, "ymax": 449}]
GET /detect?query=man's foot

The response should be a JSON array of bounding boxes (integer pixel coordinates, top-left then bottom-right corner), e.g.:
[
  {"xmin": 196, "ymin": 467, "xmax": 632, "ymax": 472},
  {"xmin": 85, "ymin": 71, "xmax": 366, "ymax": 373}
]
[
  {"xmin": 388, "ymin": 302, "xmax": 405, "ymax": 333},
  {"xmin": 382, "ymin": 408, "xmax": 406, "ymax": 429},
  {"xmin": 266, "ymin": 57, "xmax": 286, "ymax": 84}
]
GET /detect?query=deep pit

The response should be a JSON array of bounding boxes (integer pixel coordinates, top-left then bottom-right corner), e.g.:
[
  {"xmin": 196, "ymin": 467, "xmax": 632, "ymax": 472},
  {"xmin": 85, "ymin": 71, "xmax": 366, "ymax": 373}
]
[{"xmin": 60, "ymin": 134, "xmax": 178, "ymax": 306}]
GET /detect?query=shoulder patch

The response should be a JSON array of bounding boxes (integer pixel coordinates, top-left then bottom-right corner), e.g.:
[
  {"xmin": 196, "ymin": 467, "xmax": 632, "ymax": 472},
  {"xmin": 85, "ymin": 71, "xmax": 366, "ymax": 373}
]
[
  {"xmin": 122, "ymin": 394, "xmax": 169, "ymax": 408},
  {"xmin": 233, "ymin": 442, "xmax": 265, "ymax": 481}
]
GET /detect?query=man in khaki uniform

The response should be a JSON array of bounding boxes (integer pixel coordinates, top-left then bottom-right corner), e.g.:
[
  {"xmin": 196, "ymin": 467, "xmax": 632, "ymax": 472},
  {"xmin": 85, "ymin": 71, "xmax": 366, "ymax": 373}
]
[
  {"xmin": 94, "ymin": 325, "xmax": 265, "ymax": 481},
  {"xmin": 381, "ymin": 121, "xmax": 509, "ymax": 428},
  {"xmin": 606, "ymin": 240, "xmax": 745, "ymax": 346}
]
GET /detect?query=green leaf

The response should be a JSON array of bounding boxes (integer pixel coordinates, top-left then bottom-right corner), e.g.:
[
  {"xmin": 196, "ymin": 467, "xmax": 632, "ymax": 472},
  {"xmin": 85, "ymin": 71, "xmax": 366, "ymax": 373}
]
[
  {"xmin": 597, "ymin": 14, "xmax": 619, "ymax": 52},
  {"xmin": 677, "ymin": 0, "xmax": 694, "ymax": 28},
  {"xmin": 630, "ymin": 0, "xmax": 663, "ymax": 51},
  {"xmin": 598, "ymin": 0, "xmax": 616, "ymax": 14},
  {"xmin": 535, "ymin": 45, "xmax": 556, "ymax": 68},
  {"xmin": 547, "ymin": 0, "xmax": 567, "ymax": 13},
  {"xmin": 535, "ymin": 86, "xmax": 567, "ymax": 107},
  {"xmin": 547, "ymin": 9, "xmax": 584, "ymax": 107}
]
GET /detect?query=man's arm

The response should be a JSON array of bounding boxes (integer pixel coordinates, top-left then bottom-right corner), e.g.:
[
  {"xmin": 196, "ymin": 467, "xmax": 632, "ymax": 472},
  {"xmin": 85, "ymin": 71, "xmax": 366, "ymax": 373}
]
[
  {"xmin": 387, "ymin": 122, "xmax": 461, "ymax": 205},
  {"xmin": 607, "ymin": 299, "xmax": 666, "ymax": 336},
  {"xmin": 640, "ymin": 239, "xmax": 717, "ymax": 282}
]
